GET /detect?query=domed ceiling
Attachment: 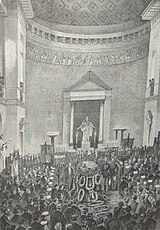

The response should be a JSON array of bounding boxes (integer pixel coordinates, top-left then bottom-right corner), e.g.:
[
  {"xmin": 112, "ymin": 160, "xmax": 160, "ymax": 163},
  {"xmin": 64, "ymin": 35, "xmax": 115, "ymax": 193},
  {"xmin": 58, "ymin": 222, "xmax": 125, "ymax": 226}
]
[{"xmin": 31, "ymin": 0, "xmax": 152, "ymax": 26}]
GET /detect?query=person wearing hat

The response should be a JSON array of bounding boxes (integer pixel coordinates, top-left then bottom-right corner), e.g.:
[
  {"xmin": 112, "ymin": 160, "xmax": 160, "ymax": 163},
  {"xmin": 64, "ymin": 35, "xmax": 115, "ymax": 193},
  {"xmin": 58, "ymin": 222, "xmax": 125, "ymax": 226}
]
[
  {"xmin": 16, "ymin": 200, "xmax": 23, "ymax": 213},
  {"xmin": 0, "ymin": 208, "xmax": 15, "ymax": 230},
  {"xmin": 79, "ymin": 207, "xmax": 88, "ymax": 227},
  {"xmin": 114, "ymin": 201, "xmax": 124, "ymax": 220},
  {"xmin": 71, "ymin": 204, "xmax": 81, "ymax": 220},
  {"xmin": 124, "ymin": 213, "xmax": 137, "ymax": 230},
  {"xmin": 134, "ymin": 212, "xmax": 146, "ymax": 230},
  {"xmin": 142, "ymin": 209, "xmax": 156, "ymax": 230},
  {"xmin": 56, "ymin": 184, "xmax": 64, "ymax": 200},
  {"xmin": 119, "ymin": 177, "xmax": 129, "ymax": 198},
  {"xmin": 86, "ymin": 212, "xmax": 97, "ymax": 230},
  {"xmin": 119, "ymin": 206, "xmax": 132, "ymax": 227},
  {"xmin": 32, "ymin": 205, "xmax": 42, "ymax": 222},
  {"xmin": 65, "ymin": 223, "xmax": 72, "ymax": 230},
  {"xmin": 49, "ymin": 200, "xmax": 57, "ymax": 213},
  {"xmin": 131, "ymin": 195, "xmax": 138, "ymax": 214},
  {"xmin": 0, "ymin": 199, "xmax": 7, "ymax": 213},
  {"xmin": 30, "ymin": 216, "xmax": 43, "ymax": 230},
  {"xmin": 21, "ymin": 206, "xmax": 32, "ymax": 228},
  {"xmin": 10, "ymin": 208, "xmax": 22, "ymax": 227},
  {"xmin": 136, "ymin": 195, "xmax": 147, "ymax": 215},
  {"xmin": 51, "ymin": 184, "xmax": 59, "ymax": 200},
  {"xmin": 64, "ymin": 204, "xmax": 75, "ymax": 224},
  {"xmin": 107, "ymin": 212, "xmax": 123, "ymax": 230},
  {"xmin": 70, "ymin": 215, "xmax": 82, "ymax": 230},
  {"xmin": 96, "ymin": 217, "xmax": 107, "ymax": 230},
  {"xmin": 8, "ymin": 199, "xmax": 14, "ymax": 213},
  {"xmin": 50, "ymin": 205, "xmax": 66, "ymax": 230}
]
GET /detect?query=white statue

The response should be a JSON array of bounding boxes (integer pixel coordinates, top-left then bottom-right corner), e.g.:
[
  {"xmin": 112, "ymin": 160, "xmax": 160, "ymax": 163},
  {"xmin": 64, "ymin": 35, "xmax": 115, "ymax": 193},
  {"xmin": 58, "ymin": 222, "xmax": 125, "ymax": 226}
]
[{"xmin": 77, "ymin": 117, "xmax": 95, "ymax": 143}]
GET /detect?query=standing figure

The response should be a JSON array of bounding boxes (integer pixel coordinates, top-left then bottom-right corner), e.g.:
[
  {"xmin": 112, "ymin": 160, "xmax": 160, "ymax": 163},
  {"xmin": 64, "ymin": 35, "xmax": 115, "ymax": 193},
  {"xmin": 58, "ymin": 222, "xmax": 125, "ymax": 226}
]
[
  {"xmin": 10, "ymin": 150, "xmax": 19, "ymax": 178},
  {"xmin": 77, "ymin": 117, "xmax": 95, "ymax": 143},
  {"xmin": 146, "ymin": 110, "xmax": 153, "ymax": 145},
  {"xmin": 149, "ymin": 78, "xmax": 155, "ymax": 96},
  {"xmin": 0, "ymin": 133, "xmax": 9, "ymax": 172}
]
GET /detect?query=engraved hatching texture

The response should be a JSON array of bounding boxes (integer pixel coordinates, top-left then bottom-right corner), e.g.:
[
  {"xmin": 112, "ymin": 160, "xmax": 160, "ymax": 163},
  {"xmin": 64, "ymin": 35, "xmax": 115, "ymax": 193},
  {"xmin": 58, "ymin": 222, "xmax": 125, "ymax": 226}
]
[{"xmin": 31, "ymin": 0, "xmax": 152, "ymax": 26}]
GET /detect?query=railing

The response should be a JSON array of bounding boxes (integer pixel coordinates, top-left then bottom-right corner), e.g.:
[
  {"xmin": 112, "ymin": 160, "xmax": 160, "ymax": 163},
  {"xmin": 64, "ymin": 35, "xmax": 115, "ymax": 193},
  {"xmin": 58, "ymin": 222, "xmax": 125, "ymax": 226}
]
[
  {"xmin": 145, "ymin": 82, "xmax": 159, "ymax": 98},
  {"xmin": 27, "ymin": 20, "xmax": 150, "ymax": 46}
]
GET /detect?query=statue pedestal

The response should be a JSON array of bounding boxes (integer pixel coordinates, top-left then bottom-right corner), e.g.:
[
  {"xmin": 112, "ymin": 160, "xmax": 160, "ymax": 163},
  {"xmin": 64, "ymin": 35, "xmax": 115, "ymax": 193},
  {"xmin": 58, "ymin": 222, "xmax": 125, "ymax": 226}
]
[{"xmin": 82, "ymin": 142, "xmax": 90, "ymax": 149}]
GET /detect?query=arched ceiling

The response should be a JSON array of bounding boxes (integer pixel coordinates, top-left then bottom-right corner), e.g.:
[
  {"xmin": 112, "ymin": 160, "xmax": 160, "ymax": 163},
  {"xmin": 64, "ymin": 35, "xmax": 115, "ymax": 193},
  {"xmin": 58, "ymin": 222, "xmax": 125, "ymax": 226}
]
[{"xmin": 31, "ymin": 0, "xmax": 152, "ymax": 26}]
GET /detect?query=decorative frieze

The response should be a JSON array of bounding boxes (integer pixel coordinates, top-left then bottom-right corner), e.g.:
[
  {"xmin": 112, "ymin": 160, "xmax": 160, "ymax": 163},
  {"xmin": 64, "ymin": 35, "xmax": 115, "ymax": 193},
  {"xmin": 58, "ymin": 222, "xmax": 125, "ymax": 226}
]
[{"xmin": 26, "ymin": 41, "xmax": 149, "ymax": 66}]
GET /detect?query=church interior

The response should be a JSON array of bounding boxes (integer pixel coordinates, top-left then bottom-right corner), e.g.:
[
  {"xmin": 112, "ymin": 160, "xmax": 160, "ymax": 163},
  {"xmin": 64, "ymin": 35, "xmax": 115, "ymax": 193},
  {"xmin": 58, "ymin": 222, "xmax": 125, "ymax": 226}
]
[
  {"xmin": 1, "ymin": 0, "xmax": 160, "ymax": 229},
  {"xmin": 0, "ymin": 0, "xmax": 159, "ymax": 155}
]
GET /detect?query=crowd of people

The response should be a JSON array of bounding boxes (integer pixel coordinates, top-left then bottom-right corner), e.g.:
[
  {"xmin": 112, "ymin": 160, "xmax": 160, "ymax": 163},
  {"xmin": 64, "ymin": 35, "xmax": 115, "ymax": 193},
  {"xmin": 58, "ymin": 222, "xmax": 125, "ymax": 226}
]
[{"xmin": 0, "ymin": 136, "xmax": 160, "ymax": 229}]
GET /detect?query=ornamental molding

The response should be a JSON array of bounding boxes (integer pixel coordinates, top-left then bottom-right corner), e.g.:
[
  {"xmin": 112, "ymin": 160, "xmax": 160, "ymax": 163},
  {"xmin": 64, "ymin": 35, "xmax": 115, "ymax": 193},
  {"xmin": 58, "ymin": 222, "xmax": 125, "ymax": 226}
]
[
  {"xmin": 26, "ymin": 20, "xmax": 150, "ymax": 48},
  {"xmin": 26, "ymin": 41, "xmax": 149, "ymax": 66},
  {"xmin": 141, "ymin": 0, "xmax": 160, "ymax": 26},
  {"xmin": 20, "ymin": 0, "xmax": 34, "ymax": 19}
]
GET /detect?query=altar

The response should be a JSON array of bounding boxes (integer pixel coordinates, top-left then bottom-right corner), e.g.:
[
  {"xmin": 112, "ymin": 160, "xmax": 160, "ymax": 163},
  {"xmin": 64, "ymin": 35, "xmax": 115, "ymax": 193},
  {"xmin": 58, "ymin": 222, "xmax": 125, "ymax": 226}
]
[{"xmin": 62, "ymin": 71, "xmax": 112, "ymax": 149}]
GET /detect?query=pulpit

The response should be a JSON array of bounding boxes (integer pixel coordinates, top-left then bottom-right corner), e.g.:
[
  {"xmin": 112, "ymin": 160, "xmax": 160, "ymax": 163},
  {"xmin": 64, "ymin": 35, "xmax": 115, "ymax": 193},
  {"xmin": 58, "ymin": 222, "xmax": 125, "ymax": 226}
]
[
  {"xmin": 41, "ymin": 132, "xmax": 59, "ymax": 164},
  {"xmin": 47, "ymin": 132, "xmax": 60, "ymax": 154}
]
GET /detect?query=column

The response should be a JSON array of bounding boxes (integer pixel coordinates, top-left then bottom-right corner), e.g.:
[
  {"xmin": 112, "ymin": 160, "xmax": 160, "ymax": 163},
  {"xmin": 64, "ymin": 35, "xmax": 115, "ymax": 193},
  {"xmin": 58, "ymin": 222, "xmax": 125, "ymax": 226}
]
[
  {"xmin": 99, "ymin": 100, "xmax": 104, "ymax": 143},
  {"xmin": 70, "ymin": 101, "xmax": 75, "ymax": 145},
  {"xmin": 69, "ymin": 37, "xmax": 73, "ymax": 44},
  {"xmin": 0, "ymin": 17, "xmax": 4, "ymax": 77},
  {"xmin": 103, "ymin": 91, "xmax": 112, "ymax": 144},
  {"xmin": 62, "ymin": 93, "xmax": 70, "ymax": 145},
  {"xmin": 4, "ymin": 1, "xmax": 26, "ymax": 154},
  {"xmin": 120, "ymin": 128, "xmax": 127, "ymax": 145}
]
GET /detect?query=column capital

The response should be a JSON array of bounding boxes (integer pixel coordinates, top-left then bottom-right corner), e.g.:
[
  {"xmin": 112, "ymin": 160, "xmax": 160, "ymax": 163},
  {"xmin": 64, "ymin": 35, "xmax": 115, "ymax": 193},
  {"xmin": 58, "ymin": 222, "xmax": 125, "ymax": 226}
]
[
  {"xmin": 100, "ymin": 99, "xmax": 105, "ymax": 105},
  {"xmin": 70, "ymin": 101, "xmax": 75, "ymax": 106}
]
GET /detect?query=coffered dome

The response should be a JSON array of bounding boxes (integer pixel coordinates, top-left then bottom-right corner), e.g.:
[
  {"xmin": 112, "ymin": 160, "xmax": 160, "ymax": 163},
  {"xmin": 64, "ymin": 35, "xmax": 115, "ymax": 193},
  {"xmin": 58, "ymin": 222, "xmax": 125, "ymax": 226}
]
[{"xmin": 31, "ymin": 0, "xmax": 152, "ymax": 26}]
